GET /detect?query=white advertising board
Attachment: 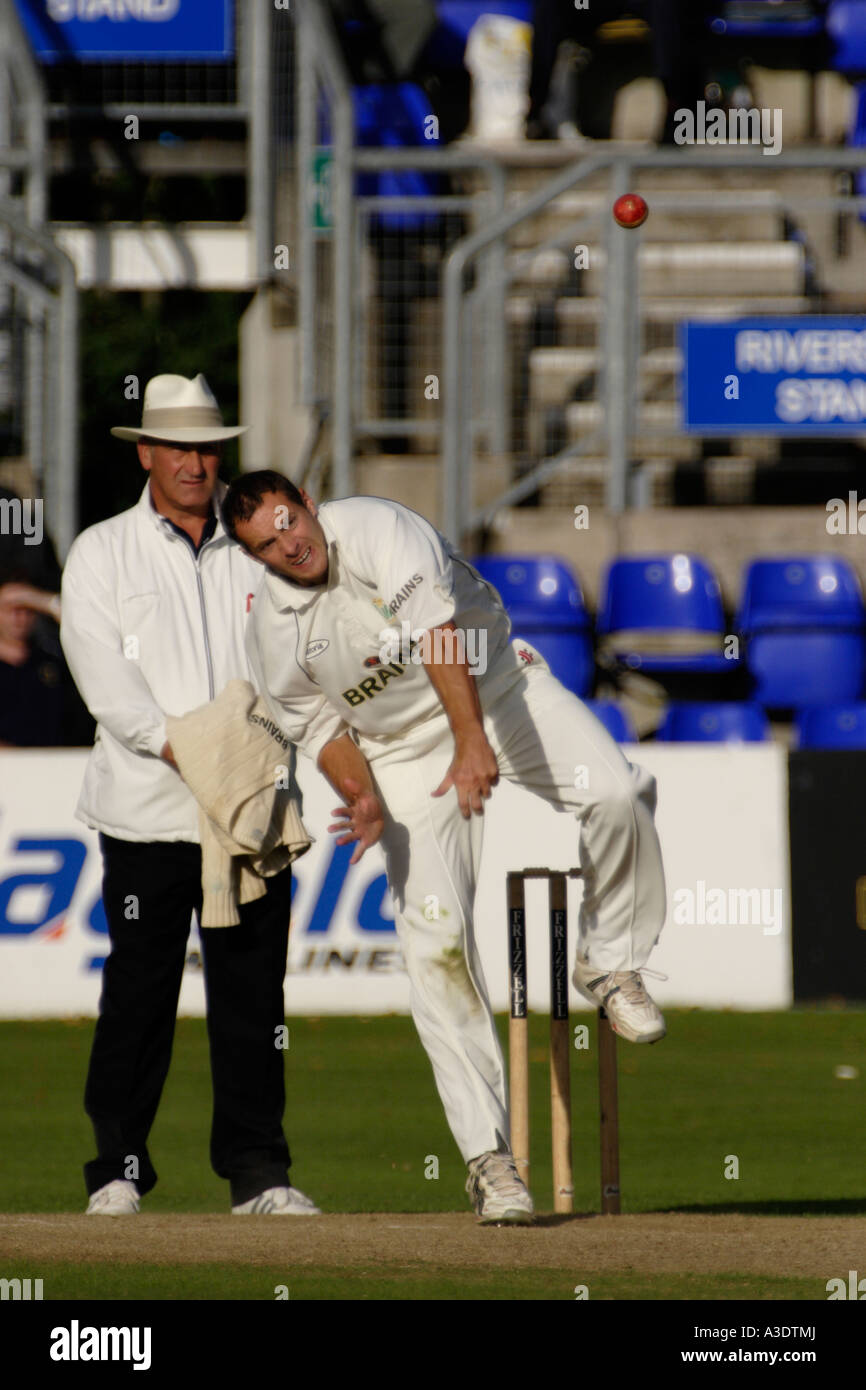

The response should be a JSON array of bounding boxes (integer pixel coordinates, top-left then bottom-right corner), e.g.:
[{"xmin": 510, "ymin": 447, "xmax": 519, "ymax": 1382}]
[{"xmin": 0, "ymin": 743, "xmax": 790, "ymax": 1018}]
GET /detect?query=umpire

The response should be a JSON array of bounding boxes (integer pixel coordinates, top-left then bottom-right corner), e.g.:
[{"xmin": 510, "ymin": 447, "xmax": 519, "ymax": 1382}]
[{"xmin": 60, "ymin": 373, "xmax": 318, "ymax": 1217}]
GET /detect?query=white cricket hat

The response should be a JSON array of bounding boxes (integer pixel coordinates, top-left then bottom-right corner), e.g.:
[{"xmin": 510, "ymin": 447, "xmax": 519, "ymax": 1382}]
[{"xmin": 110, "ymin": 373, "xmax": 247, "ymax": 444}]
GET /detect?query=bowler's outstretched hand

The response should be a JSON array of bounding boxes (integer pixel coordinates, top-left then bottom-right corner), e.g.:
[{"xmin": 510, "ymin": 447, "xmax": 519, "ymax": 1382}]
[
  {"xmin": 432, "ymin": 731, "xmax": 499, "ymax": 818},
  {"xmin": 329, "ymin": 776, "xmax": 385, "ymax": 864}
]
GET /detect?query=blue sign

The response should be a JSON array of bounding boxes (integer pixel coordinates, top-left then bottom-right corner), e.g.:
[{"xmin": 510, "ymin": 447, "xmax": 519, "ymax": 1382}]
[
  {"xmin": 15, "ymin": 1, "xmax": 234, "ymax": 63},
  {"xmin": 681, "ymin": 317, "xmax": 866, "ymax": 434}
]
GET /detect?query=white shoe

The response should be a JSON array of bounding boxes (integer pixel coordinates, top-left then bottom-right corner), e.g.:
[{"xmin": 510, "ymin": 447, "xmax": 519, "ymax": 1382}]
[
  {"xmin": 572, "ymin": 959, "xmax": 666, "ymax": 1043},
  {"xmin": 231, "ymin": 1185, "xmax": 321, "ymax": 1216},
  {"xmin": 85, "ymin": 1179, "xmax": 140, "ymax": 1215},
  {"xmin": 466, "ymin": 1151, "xmax": 534, "ymax": 1226}
]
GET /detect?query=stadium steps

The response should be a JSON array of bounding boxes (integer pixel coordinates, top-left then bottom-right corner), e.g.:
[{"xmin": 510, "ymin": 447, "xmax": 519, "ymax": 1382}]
[
  {"xmin": 529, "ymin": 345, "xmax": 680, "ymax": 409},
  {"xmin": 534, "ymin": 453, "xmax": 764, "ymax": 509},
  {"xmin": 507, "ymin": 241, "xmax": 806, "ymax": 297},
  {"xmin": 507, "ymin": 189, "xmax": 785, "ymax": 248}
]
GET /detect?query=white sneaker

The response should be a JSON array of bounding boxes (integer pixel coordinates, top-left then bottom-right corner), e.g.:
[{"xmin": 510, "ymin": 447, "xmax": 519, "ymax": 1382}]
[
  {"xmin": 231, "ymin": 1185, "xmax": 321, "ymax": 1216},
  {"xmin": 572, "ymin": 959, "xmax": 666, "ymax": 1043},
  {"xmin": 466, "ymin": 1151, "xmax": 534, "ymax": 1226},
  {"xmin": 85, "ymin": 1179, "xmax": 140, "ymax": 1215}
]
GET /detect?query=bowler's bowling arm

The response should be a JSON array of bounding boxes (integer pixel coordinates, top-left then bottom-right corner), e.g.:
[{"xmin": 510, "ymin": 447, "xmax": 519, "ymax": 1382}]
[
  {"xmin": 317, "ymin": 732, "xmax": 378, "ymax": 804},
  {"xmin": 421, "ymin": 621, "xmax": 486, "ymax": 745}
]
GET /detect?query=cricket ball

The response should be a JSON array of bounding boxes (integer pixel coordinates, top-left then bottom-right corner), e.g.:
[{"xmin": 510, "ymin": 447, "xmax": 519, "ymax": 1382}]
[{"xmin": 612, "ymin": 193, "xmax": 648, "ymax": 229}]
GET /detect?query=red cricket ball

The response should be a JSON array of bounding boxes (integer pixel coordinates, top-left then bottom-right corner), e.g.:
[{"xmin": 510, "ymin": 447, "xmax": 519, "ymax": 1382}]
[{"xmin": 612, "ymin": 193, "xmax": 648, "ymax": 229}]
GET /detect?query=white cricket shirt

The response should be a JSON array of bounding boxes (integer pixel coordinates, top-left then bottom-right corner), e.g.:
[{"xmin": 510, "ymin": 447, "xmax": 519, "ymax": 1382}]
[{"xmin": 245, "ymin": 496, "xmax": 513, "ymax": 762}]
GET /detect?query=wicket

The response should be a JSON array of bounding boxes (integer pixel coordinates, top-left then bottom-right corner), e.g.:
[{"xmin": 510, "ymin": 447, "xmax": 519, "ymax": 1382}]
[{"xmin": 507, "ymin": 867, "xmax": 621, "ymax": 1216}]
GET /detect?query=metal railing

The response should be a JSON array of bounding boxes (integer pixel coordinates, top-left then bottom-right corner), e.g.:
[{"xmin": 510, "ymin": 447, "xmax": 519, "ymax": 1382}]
[
  {"xmin": 0, "ymin": 1, "xmax": 78, "ymax": 557},
  {"xmin": 292, "ymin": 3, "xmax": 866, "ymax": 547},
  {"xmin": 443, "ymin": 145, "xmax": 866, "ymax": 544}
]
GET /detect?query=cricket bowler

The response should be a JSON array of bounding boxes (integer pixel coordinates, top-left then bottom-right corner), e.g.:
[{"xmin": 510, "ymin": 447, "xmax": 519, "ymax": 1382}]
[{"xmin": 223, "ymin": 470, "xmax": 667, "ymax": 1225}]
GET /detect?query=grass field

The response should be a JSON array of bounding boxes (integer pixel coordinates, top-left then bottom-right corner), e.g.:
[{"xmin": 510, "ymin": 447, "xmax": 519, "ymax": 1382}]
[{"xmin": 2, "ymin": 1010, "xmax": 866, "ymax": 1301}]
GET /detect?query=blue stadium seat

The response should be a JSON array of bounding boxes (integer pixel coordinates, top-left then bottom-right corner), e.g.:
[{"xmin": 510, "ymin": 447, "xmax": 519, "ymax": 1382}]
[
  {"xmin": 827, "ymin": 0, "xmax": 866, "ymax": 68},
  {"xmin": 796, "ymin": 702, "xmax": 866, "ymax": 747},
  {"xmin": 584, "ymin": 699, "xmax": 638, "ymax": 743},
  {"xmin": 708, "ymin": 2, "xmax": 824, "ymax": 39},
  {"xmin": 826, "ymin": 2, "xmax": 866, "ymax": 218},
  {"xmin": 470, "ymin": 554, "xmax": 594, "ymax": 696},
  {"xmin": 737, "ymin": 556, "xmax": 866, "ymax": 707},
  {"xmin": 596, "ymin": 554, "xmax": 733, "ymax": 673},
  {"xmin": 656, "ymin": 702, "xmax": 771, "ymax": 743},
  {"xmin": 737, "ymin": 555, "xmax": 865, "ymax": 630}
]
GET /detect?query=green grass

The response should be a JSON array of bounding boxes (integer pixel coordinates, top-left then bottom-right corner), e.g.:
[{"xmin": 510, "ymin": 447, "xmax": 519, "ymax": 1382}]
[
  {"xmin": 2, "ymin": 1263, "xmax": 826, "ymax": 1301},
  {"xmin": 3, "ymin": 1011, "xmax": 866, "ymax": 1302},
  {"xmin": 3, "ymin": 1010, "xmax": 865, "ymax": 1217}
]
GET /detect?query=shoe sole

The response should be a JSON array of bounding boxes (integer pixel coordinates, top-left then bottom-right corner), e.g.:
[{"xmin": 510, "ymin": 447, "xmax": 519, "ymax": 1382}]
[
  {"xmin": 232, "ymin": 1207, "xmax": 322, "ymax": 1216},
  {"xmin": 478, "ymin": 1209, "xmax": 535, "ymax": 1226},
  {"xmin": 610, "ymin": 1022, "xmax": 666, "ymax": 1044}
]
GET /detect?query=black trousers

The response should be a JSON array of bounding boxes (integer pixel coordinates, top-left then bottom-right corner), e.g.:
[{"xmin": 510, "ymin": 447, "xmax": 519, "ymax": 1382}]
[{"xmin": 83, "ymin": 834, "xmax": 293, "ymax": 1207}]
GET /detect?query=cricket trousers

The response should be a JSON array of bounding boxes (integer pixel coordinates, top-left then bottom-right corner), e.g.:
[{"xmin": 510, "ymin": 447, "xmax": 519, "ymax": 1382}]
[
  {"xmin": 83, "ymin": 834, "xmax": 293, "ymax": 1207},
  {"xmin": 357, "ymin": 638, "xmax": 666, "ymax": 1165}
]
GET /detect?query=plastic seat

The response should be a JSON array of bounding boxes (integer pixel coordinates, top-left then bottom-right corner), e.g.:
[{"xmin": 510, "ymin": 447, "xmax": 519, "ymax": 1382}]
[
  {"xmin": 738, "ymin": 556, "xmax": 866, "ymax": 631},
  {"xmin": 596, "ymin": 554, "xmax": 733, "ymax": 674},
  {"xmin": 471, "ymin": 554, "xmax": 594, "ymax": 696},
  {"xmin": 656, "ymin": 702, "xmax": 771, "ymax": 743},
  {"xmin": 709, "ymin": 2, "xmax": 824, "ymax": 38},
  {"xmin": 796, "ymin": 703, "xmax": 866, "ymax": 747},
  {"xmin": 584, "ymin": 699, "xmax": 637, "ymax": 743},
  {"xmin": 827, "ymin": 0, "xmax": 866, "ymax": 68},
  {"xmin": 737, "ymin": 556, "xmax": 866, "ymax": 707}
]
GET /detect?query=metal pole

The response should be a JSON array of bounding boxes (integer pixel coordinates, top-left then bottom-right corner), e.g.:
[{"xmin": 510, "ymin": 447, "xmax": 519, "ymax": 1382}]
[
  {"xmin": 25, "ymin": 307, "xmax": 44, "ymax": 496},
  {"xmin": 331, "ymin": 89, "xmax": 354, "ymax": 499},
  {"xmin": 296, "ymin": 6, "xmax": 316, "ymax": 406},
  {"xmin": 460, "ymin": 292, "xmax": 474, "ymax": 530},
  {"xmin": 249, "ymin": 0, "xmax": 273, "ymax": 284},
  {"xmin": 605, "ymin": 159, "xmax": 633, "ymax": 513},
  {"xmin": 55, "ymin": 253, "xmax": 78, "ymax": 559},
  {"xmin": 1, "ymin": 0, "xmax": 47, "ymax": 225},
  {"xmin": 443, "ymin": 153, "xmax": 611, "ymax": 545},
  {"xmin": 483, "ymin": 164, "xmax": 508, "ymax": 457},
  {"xmin": 0, "ymin": 201, "xmax": 78, "ymax": 557},
  {"xmin": 302, "ymin": 0, "xmax": 355, "ymax": 499}
]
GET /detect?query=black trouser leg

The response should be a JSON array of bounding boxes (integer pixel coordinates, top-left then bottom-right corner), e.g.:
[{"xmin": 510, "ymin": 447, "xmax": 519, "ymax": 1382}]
[
  {"xmin": 83, "ymin": 835, "xmax": 200, "ymax": 1198},
  {"xmin": 200, "ymin": 867, "xmax": 293, "ymax": 1207}
]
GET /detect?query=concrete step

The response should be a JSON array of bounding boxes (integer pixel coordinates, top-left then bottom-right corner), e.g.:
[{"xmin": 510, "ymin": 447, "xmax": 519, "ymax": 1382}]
[
  {"xmin": 594, "ymin": 242, "xmax": 805, "ymax": 297},
  {"xmin": 528, "ymin": 346, "xmax": 681, "ymax": 408},
  {"xmin": 537, "ymin": 456, "xmax": 676, "ymax": 508},
  {"xmin": 506, "ymin": 295, "xmax": 814, "ymax": 356},
  {"xmin": 355, "ymin": 455, "xmax": 511, "ymax": 533},
  {"xmin": 507, "ymin": 239, "xmax": 806, "ymax": 296},
  {"xmin": 561, "ymin": 399, "xmax": 700, "ymax": 459},
  {"xmin": 508, "ymin": 190, "xmax": 786, "ymax": 248}
]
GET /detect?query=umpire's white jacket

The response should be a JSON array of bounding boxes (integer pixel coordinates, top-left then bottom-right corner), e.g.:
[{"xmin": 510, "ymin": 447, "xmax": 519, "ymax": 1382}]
[{"xmin": 60, "ymin": 481, "xmax": 263, "ymax": 842}]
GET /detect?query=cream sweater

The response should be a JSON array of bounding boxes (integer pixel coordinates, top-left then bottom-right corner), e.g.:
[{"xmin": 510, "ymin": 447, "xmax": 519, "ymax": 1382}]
[{"xmin": 166, "ymin": 679, "xmax": 312, "ymax": 927}]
